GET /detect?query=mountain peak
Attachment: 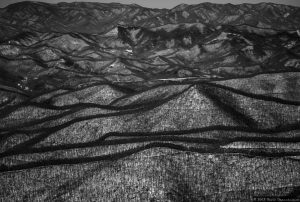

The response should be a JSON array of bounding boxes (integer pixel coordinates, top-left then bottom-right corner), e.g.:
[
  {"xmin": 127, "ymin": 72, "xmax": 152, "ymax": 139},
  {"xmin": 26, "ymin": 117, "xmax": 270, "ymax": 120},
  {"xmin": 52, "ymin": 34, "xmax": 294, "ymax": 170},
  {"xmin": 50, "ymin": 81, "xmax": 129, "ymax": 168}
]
[{"xmin": 171, "ymin": 3, "xmax": 189, "ymax": 11}]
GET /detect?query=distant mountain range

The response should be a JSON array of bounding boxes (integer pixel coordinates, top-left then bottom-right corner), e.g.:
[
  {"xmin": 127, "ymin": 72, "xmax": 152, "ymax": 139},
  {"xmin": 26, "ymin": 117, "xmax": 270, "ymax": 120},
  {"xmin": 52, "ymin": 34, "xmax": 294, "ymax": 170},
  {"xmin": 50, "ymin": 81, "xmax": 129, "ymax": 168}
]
[{"xmin": 0, "ymin": 1, "xmax": 300, "ymax": 40}]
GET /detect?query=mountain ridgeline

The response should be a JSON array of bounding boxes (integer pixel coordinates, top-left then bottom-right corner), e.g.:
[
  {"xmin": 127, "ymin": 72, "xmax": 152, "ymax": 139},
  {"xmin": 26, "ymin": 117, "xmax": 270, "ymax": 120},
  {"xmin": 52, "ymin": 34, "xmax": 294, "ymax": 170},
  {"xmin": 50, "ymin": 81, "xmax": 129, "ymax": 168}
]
[{"xmin": 0, "ymin": 1, "xmax": 300, "ymax": 40}]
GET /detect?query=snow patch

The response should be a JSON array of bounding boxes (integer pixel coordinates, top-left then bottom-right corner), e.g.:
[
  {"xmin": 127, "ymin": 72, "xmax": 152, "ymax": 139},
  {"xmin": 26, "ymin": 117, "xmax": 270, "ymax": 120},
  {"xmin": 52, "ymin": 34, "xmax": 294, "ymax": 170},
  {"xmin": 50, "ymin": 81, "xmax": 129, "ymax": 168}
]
[
  {"xmin": 129, "ymin": 29, "xmax": 141, "ymax": 44},
  {"xmin": 284, "ymin": 13, "xmax": 290, "ymax": 18},
  {"xmin": 182, "ymin": 11, "xmax": 190, "ymax": 18},
  {"xmin": 110, "ymin": 60, "xmax": 118, "ymax": 67},
  {"xmin": 103, "ymin": 27, "xmax": 118, "ymax": 37},
  {"xmin": 285, "ymin": 41, "xmax": 296, "ymax": 49},
  {"xmin": 285, "ymin": 59, "xmax": 300, "ymax": 68},
  {"xmin": 183, "ymin": 36, "xmax": 192, "ymax": 45}
]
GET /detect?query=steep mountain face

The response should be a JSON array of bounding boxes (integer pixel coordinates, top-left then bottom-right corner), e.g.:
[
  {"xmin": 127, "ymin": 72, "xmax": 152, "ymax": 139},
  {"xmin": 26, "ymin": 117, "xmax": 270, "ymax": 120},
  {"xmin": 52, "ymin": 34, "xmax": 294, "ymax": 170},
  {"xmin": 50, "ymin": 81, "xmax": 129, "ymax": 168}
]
[
  {"xmin": 114, "ymin": 23, "xmax": 215, "ymax": 50},
  {"xmin": 1, "ymin": 1, "xmax": 300, "ymax": 201},
  {"xmin": 0, "ymin": 2, "xmax": 300, "ymax": 40}
]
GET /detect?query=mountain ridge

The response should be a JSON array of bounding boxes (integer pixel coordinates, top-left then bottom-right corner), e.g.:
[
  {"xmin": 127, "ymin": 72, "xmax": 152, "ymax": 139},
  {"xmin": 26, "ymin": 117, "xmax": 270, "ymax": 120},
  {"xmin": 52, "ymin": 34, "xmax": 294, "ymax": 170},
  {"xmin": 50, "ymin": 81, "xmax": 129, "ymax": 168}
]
[
  {"xmin": 0, "ymin": 1, "xmax": 300, "ymax": 40},
  {"xmin": 2, "ymin": 1, "xmax": 299, "ymax": 10}
]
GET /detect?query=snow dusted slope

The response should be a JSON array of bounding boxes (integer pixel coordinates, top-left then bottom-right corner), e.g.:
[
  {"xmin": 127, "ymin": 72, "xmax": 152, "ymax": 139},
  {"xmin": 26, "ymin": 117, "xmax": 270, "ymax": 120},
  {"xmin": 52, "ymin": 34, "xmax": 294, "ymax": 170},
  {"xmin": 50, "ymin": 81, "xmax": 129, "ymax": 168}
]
[{"xmin": 0, "ymin": 1, "xmax": 300, "ymax": 201}]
